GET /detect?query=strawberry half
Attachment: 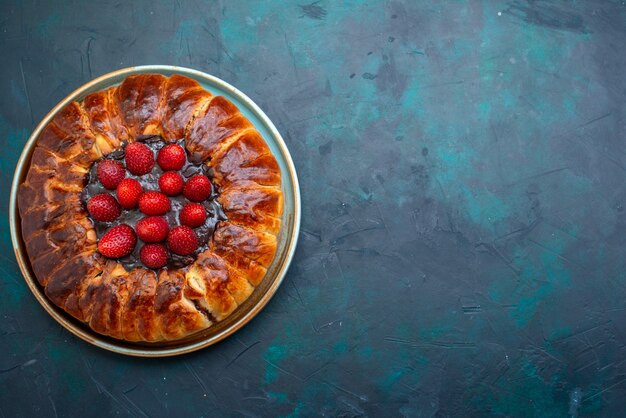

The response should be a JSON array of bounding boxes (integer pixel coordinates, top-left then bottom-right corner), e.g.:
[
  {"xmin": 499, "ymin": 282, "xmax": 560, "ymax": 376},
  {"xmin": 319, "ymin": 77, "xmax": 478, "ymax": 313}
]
[
  {"xmin": 125, "ymin": 142, "xmax": 154, "ymax": 175},
  {"xmin": 138, "ymin": 191, "xmax": 171, "ymax": 215},
  {"xmin": 158, "ymin": 171, "xmax": 184, "ymax": 196},
  {"xmin": 136, "ymin": 216, "xmax": 169, "ymax": 243},
  {"xmin": 183, "ymin": 174, "xmax": 212, "ymax": 202},
  {"xmin": 180, "ymin": 203, "xmax": 207, "ymax": 228},
  {"xmin": 139, "ymin": 243, "xmax": 168, "ymax": 269},
  {"xmin": 167, "ymin": 226, "xmax": 199, "ymax": 255},
  {"xmin": 157, "ymin": 144, "xmax": 186, "ymax": 171},
  {"xmin": 97, "ymin": 160, "xmax": 125, "ymax": 190},
  {"xmin": 87, "ymin": 193, "xmax": 121, "ymax": 222},
  {"xmin": 116, "ymin": 178, "xmax": 143, "ymax": 209},
  {"xmin": 98, "ymin": 224, "xmax": 137, "ymax": 258}
]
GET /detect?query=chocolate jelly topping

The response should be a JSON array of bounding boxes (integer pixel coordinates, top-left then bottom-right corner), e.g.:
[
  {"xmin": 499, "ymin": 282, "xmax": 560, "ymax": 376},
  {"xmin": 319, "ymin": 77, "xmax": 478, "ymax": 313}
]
[{"xmin": 81, "ymin": 136, "xmax": 227, "ymax": 271}]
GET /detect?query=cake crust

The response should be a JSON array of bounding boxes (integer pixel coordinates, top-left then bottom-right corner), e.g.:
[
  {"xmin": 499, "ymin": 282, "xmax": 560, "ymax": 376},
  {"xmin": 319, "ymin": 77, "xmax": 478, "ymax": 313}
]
[{"xmin": 18, "ymin": 74, "xmax": 283, "ymax": 342}]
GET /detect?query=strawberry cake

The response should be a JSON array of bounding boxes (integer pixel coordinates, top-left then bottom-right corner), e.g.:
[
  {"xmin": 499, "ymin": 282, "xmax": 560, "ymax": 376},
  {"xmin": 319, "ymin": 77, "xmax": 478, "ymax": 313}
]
[{"xmin": 17, "ymin": 74, "xmax": 283, "ymax": 342}]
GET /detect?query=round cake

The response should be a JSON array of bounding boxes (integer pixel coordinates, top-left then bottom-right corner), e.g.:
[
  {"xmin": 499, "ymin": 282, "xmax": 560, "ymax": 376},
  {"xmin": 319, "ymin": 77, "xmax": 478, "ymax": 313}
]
[{"xmin": 17, "ymin": 73, "xmax": 283, "ymax": 342}]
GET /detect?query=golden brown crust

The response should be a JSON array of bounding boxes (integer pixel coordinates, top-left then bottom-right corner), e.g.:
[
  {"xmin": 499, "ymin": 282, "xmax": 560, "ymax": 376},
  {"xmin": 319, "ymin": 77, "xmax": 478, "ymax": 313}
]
[
  {"xmin": 186, "ymin": 96, "xmax": 254, "ymax": 163},
  {"xmin": 37, "ymin": 102, "xmax": 102, "ymax": 166},
  {"xmin": 155, "ymin": 269, "xmax": 212, "ymax": 340},
  {"xmin": 115, "ymin": 74, "xmax": 168, "ymax": 138},
  {"xmin": 161, "ymin": 74, "xmax": 213, "ymax": 142},
  {"xmin": 83, "ymin": 88, "xmax": 126, "ymax": 155},
  {"xmin": 212, "ymin": 223, "xmax": 277, "ymax": 268},
  {"xmin": 208, "ymin": 130, "xmax": 281, "ymax": 189},
  {"xmin": 18, "ymin": 73, "xmax": 283, "ymax": 342},
  {"xmin": 218, "ymin": 181, "xmax": 283, "ymax": 235}
]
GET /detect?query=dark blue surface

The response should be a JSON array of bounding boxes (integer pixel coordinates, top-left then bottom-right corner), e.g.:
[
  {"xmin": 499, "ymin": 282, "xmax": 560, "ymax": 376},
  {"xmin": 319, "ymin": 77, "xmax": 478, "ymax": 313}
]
[{"xmin": 2, "ymin": 1, "xmax": 626, "ymax": 416}]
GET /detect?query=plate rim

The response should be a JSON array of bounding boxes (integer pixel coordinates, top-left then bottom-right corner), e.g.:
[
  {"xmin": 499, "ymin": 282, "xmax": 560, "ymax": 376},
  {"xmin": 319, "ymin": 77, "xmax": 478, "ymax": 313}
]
[{"xmin": 9, "ymin": 65, "xmax": 301, "ymax": 357}]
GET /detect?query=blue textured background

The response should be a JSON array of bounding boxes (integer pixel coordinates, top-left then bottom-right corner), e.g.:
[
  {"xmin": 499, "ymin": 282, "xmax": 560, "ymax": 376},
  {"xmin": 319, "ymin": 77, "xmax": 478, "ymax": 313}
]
[{"xmin": 2, "ymin": 1, "xmax": 626, "ymax": 416}]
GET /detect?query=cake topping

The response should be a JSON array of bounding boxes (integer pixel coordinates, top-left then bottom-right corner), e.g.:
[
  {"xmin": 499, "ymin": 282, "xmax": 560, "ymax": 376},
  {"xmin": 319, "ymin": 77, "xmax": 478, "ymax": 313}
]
[
  {"xmin": 87, "ymin": 193, "xmax": 121, "ymax": 222},
  {"xmin": 98, "ymin": 224, "xmax": 137, "ymax": 258},
  {"xmin": 83, "ymin": 137, "xmax": 226, "ymax": 271},
  {"xmin": 157, "ymin": 144, "xmax": 186, "ymax": 171},
  {"xmin": 158, "ymin": 171, "xmax": 184, "ymax": 196},
  {"xmin": 168, "ymin": 226, "xmax": 199, "ymax": 255},
  {"xmin": 139, "ymin": 244, "xmax": 169, "ymax": 269},
  {"xmin": 125, "ymin": 142, "xmax": 155, "ymax": 175},
  {"xmin": 97, "ymin": 160, "xmax": 126, "ymax": 190},
  {"xmin": 183, "ymin": 174, "xmax": 212, "ymax": 202},
  {"xmin": 136, "ymin": 216, "xmax": 169, "ymax": 243},
  {"xmin": 116, "ymin": 178, "xmax": 143, "ymax": 209},
  {"xmin": 180, "ymin": 203, "xmax": 207, "ymax": 228}
]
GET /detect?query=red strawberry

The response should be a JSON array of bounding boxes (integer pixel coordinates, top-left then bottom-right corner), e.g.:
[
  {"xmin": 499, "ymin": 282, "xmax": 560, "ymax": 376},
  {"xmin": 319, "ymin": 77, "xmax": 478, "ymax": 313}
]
[
  {"xmin": 139, "ymin": 243, "xmax": 168, "ymax": 269},
  {"xmin": 97, "ymin": 160, "xmax": 125, "ymax": 190},
  {"xmin": 125, "ymin": 142, "xmax": 154, "ymax": 175},
  {"xmin": 98, "ymin": 224, "xmax": 137, "ymax": 258},
  {"xmin": 138, "ymin": 191, "xmax": 171, "ymax": 215},
  {"xmin": 116, "ymin": 178, "xmax": 143, "ymax": 209},
  {"xmin": 158, "ymin": 171, "xmax": 184, "ymax": 196},
  {"xmin": 157, "ymin": 144, "xmax": 186, "ymax": 171},
  {"xmin": 167, "ymin": 226, "xmax": 198, "ymax": 255},
  {"xmin": 183, "ymin": 174, "xmax": 212, "ymax": 202},
  {"xmin": 87, "ymin": 194, "xmax": 121, "ymax": 222},
  {"xmin": 136, "ymin": 216, "xmax": 169, "ymax": 242},
  {"xmin": 180, "ymin": 203, "xmax": 207, "ymax": 228}
]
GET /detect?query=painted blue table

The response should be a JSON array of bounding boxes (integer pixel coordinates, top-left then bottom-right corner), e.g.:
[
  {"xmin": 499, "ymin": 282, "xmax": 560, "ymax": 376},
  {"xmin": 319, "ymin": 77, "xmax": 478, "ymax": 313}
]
[{"xmin": 1, "ymin": 1, "xmax": 626, "ymax": 416}]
